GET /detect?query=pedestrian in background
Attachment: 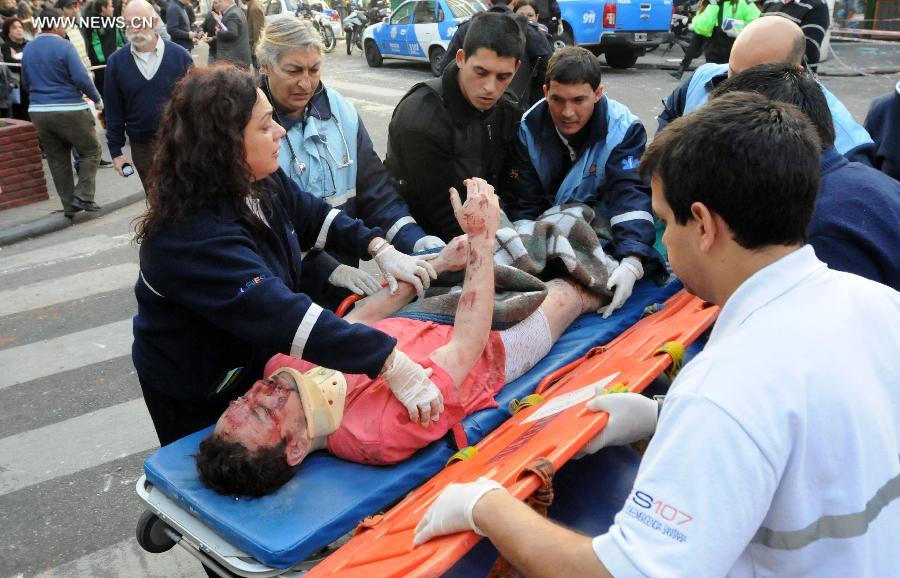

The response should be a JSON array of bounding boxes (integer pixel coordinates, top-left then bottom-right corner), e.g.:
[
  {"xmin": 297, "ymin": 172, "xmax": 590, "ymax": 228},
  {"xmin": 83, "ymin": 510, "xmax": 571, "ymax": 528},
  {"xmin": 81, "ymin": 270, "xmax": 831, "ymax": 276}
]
[
  {"xmin": 84, "ymin": 0, "xmax": 124, "ymax": 97},
  {"xmin": 57, "ymin": 0, "xmax": 93, "ymax": 72},
  {"xmin": 244, "ymin": 0, "xmax": 261, "ymax": 67},
  {"xmin": 200, "ymin": 2, "xmax": 218, "ymax": 63},
  {"xmin": 22, "ymin": 6, "xmax": 104, "ymax": 216},
  {"xmin": 166, "ymin": 0, "xmax": 198, "ymax": 50},
  {"xmin": 212, "ymin": 0, "xmax": 250, "ymax": 67},
  {"xmin": 104, "ymin": 0, "xmax": 192, "ymax": 186},
  {"xmin": 15, "ymin": 0, "xmax": 37, "ymax": 39},
  {"xmin": 760, "ymin": 0, "xmax": 829, "ymax": 70},
  {"xmin": 2, "ymin": 15, "xmax": 30, "ymax": 119}
]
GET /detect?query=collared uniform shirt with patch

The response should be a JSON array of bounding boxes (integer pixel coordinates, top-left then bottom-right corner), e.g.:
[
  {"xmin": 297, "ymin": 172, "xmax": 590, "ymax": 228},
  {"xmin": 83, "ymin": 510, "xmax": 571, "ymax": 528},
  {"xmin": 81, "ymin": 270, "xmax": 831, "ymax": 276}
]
[{"xmin": 593, "ymin": 246, "xmax": 900, "ymax": 577}]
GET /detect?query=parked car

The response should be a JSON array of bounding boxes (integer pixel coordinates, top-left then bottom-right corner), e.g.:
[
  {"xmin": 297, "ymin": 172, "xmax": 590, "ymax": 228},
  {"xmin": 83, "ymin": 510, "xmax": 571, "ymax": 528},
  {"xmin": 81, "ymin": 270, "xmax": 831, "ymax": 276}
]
[
  {"xmin": 555, "ymin": 0, "xmax": 671, "ymax": 68},
  {"xmin": 263, "ymin": 0, "xmax": 344, "ymax": 39},
  {"xmin": 362, "ymin": 0, "xmax": 486, "ymax": 75}
]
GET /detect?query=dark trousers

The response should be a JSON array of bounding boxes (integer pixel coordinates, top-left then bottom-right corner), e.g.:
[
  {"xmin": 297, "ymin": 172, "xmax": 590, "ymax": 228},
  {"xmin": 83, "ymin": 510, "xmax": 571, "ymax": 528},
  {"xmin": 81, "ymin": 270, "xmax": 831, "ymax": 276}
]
[
  {"xmin": 30, "ymin": 108, "xmax": 101, "ymax": 211},
  {"xmin": 677, "ymin": 32, "xmax": 706, "ymax": 72},
  {"xmin": 139, "ymin": 380, "xmax": 236, "ymax": 578},
  {"xmin": 130, "ymin": 140, "xmax": 155, "ymax": 191},
  {"xmin": 139, "ymin": 379, "xmax": 229, "ymax": 446}
]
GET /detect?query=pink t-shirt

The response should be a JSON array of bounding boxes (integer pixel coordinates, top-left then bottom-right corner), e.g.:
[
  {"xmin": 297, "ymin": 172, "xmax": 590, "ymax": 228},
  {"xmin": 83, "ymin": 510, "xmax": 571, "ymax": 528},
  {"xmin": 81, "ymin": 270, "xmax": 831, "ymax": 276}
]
[{"xmin": 263, "ymin": 317, "xmax": 506, "ymax": 465}]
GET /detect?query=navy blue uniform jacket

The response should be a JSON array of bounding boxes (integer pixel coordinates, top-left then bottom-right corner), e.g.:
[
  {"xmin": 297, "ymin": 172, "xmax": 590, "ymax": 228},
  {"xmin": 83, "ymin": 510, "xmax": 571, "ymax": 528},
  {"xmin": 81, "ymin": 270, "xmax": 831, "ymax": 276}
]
[
  {"xmin": 503, "ymin": 97, "xmax": 658, "ymax": 262},
  {"xmin": 132, "ymin": 169, "xmax": 398, "ymax": 404},
  {"xmin": 812, "ymin": 148, "xmax": 900, "ymax": 291}
]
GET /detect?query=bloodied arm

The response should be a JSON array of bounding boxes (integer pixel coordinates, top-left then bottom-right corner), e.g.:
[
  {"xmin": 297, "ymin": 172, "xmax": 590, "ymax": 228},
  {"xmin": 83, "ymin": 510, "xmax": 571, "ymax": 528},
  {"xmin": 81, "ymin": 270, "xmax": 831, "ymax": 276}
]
[
  {"xmin": 426, "ymin": 179, "xmax": 500, "ymax": 387},
  {"xmin": 342, "ymin": 234, "xmax": 469, "ymax": 326}
]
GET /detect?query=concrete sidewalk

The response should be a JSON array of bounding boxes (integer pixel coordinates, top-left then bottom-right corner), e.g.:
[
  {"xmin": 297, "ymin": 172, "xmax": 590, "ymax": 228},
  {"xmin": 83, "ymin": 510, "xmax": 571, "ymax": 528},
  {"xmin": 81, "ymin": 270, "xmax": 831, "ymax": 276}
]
[
  {"xmin": 637, "ymin": 38, "xmax": 900, "ymax": 76},
  {"xmin": 0, "ymin": 136, "xmax": 146, "ymax": 247}
]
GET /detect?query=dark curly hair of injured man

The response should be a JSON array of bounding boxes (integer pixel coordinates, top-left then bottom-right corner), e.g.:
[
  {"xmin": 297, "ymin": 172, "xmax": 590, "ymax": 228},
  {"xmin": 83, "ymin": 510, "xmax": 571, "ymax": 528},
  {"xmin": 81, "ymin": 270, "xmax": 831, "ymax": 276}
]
[{"xmin": 196, "ymin": 437, "xmax": 297, "ymax": 497}]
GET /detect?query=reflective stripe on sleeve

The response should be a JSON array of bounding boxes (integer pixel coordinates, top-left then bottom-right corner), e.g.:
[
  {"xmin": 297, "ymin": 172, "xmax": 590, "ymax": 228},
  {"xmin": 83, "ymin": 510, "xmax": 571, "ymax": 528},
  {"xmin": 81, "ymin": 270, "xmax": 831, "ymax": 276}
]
[
  {"xmin": 752, "ymin": 469, "xmax": 900, "ymax": 551},
  {"xmin": 610, "ymin": 210, "xmax": 655, "ymax": 227},
  {"xmin": 385, "ymin": 216, "xmax": 417, "ymax": 243},
  {"xmin": 314, "ymin": 208, "xmax": 341, "ymax": 250},
  {"xmin": 290, "ymin": 303, "xmax": 324, "ymax": 358}
]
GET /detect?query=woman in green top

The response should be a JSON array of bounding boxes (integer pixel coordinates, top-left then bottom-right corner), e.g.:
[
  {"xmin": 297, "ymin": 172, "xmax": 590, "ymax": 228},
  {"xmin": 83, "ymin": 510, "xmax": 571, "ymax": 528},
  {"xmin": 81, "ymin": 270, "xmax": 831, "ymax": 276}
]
[{"xmin": 83, "ymin": 0, "xmax": 125, "ymax": 98}]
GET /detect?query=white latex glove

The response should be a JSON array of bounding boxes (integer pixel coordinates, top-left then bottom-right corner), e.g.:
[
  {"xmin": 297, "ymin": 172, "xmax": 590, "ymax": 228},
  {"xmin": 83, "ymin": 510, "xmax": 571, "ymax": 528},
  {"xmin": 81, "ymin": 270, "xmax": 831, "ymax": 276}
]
[
  {"xmin": 413, "ymin": 235, "xmax": 447, "ymax": 252},
  {"xmin": 575, "ymin": 391, "xmax": 658, "ymax": 458},
  {"xmin": 413, "ymin": 477, "xmax": 506, "ymax": 546},
  {"xmin": 556, "ymin": 21, "xmax": 564, "ymax": 35},
  {"xmin": 373, "ymin": 244, "xmax": 438, "ymax": 297},
  {"xmin": 600, "ymin": 256, "xmax": 644, "ymax": 318},
  {"xmin": 327, "ymin": 264, "xmax": 381, "ymax": 296},
  {"xmin": 382, "ymin": 349, "xmax": 444, "ymax": 426},
  {"xmin": 94, "ymin": 99, "xmax": 104, "ymax": 112}
]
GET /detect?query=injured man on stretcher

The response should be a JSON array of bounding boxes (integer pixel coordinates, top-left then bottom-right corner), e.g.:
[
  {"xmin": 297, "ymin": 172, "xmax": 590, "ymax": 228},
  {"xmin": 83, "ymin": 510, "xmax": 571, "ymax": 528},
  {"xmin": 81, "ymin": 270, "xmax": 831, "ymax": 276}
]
[{"xmin": 196, "ymin": 178, "xmax": 608, "ymax": 497}]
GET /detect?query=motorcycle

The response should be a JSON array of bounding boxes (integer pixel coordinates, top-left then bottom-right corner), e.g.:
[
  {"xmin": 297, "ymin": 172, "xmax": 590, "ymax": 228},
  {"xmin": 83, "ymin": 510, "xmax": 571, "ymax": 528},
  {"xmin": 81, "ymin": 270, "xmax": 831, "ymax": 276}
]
[
  {"xmin": 343, "ymin": 4, "xmax": 368, "ymax": 55},
  {"xmin": 297, "ymin": 2, "xmax": 338, "ymax": 53},
  {"xmin": 367, "ymin": 0, "xmax": 390, "ymax": 24}
]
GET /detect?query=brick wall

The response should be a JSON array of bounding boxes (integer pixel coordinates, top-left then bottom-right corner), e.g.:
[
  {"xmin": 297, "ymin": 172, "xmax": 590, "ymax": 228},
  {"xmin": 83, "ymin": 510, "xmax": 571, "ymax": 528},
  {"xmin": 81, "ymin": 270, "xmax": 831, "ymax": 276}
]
[{"xmin": 0, "ymin": 119, "xmax": 49, "ymax": 211}]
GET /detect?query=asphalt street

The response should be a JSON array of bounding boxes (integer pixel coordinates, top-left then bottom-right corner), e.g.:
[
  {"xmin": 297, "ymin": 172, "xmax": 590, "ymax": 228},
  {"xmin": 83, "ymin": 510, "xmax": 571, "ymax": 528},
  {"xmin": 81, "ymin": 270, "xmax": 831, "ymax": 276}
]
[{"xmin": 0, "ymin": 46, "xmax": 895, "ymax": 578}]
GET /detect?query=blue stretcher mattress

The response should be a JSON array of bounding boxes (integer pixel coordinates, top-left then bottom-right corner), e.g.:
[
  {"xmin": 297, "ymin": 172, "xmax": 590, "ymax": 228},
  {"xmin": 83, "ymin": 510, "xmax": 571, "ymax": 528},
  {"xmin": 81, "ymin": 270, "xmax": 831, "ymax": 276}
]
[{"xmin": 143, "ymin": 278, "xmax": 683, "ymax": 569}]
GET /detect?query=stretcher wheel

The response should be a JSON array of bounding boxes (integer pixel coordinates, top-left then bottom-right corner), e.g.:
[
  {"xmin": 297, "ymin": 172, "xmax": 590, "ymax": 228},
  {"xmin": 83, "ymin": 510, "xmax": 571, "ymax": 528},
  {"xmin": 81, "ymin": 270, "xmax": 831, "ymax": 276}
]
[{"xmin": 136, "ymin": 510, "xmax": 177, "ymax": 553}]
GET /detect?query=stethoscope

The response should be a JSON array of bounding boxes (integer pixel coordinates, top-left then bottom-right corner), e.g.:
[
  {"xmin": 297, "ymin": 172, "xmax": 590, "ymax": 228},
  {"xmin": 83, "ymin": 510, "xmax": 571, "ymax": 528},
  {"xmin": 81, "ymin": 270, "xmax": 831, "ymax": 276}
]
[{"xmin": 264, "ymin": 77, "xmax": 354, "ymax": 200}]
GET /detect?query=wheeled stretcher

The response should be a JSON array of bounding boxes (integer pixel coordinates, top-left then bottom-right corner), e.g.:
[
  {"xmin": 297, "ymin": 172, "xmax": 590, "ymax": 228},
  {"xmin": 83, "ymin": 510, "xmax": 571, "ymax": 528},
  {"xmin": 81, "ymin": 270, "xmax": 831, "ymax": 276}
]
[{"xmin": 134, "ymin": 278, "xmax": 694, "ymax": 576}]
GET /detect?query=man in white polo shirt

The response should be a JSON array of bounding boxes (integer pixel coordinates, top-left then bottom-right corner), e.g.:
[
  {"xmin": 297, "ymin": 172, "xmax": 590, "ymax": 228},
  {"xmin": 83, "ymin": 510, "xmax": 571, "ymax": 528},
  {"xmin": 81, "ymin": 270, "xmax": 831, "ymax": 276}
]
[{"xmin": 413, "ymin": 92, "xmax": 900, "ymax": 577}]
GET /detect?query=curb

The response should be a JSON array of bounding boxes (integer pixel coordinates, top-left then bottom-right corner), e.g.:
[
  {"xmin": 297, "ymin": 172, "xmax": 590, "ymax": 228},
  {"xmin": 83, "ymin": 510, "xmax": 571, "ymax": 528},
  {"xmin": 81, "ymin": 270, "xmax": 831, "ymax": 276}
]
[{"xmin": 0, "ymin": 191, "xmax": 146, "ymax": 247}]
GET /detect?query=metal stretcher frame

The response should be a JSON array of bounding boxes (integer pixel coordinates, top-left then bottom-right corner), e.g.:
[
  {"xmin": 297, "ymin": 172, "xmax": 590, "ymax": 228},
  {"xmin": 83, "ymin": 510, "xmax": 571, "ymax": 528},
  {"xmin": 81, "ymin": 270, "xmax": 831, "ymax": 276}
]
[{"xmin": 134, "ymin": 279, "xmax": 690, "ymax": 576}]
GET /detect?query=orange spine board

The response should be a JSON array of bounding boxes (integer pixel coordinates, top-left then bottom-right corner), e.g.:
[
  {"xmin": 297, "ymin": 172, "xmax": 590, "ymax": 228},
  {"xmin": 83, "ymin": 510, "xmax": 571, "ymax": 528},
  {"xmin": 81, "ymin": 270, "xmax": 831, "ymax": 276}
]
[{"xmin": 307, "ymin": 290, "xmax": 719, "ymax": 578}]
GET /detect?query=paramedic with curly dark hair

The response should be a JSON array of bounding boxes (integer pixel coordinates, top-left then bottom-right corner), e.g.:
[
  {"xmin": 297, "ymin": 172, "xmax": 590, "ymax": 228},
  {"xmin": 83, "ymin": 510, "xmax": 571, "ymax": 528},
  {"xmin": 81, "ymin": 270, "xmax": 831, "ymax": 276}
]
[{"xmin": 131, "ymin": 65, "xmax": 441, "ymax": 448}]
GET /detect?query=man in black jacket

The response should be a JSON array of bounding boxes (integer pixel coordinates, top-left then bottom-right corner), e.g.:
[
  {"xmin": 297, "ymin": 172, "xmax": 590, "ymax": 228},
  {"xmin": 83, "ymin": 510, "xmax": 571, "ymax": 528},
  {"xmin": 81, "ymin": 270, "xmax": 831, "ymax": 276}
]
[
  {"xmin": 385, "ymin": 11, "xmax": 525, "ymax": 241},
  {"xmin": 760, "ymin": 0, "xmax": 829, "ymax": 69},
  {"xmin": 436, "ymin": 0, "xmax": 551, "ymax": 109}
]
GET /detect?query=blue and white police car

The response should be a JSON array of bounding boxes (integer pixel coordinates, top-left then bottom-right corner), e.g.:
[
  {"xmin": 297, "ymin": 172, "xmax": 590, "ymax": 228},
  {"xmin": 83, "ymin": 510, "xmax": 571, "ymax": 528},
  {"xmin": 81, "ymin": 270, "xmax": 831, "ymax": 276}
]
[
  {"xmin": 362, "ymin": 0, "xmax": 486, "ymax": 75},
  {"xmin": 556, "ymin": 0, "xmax": 672, "ymax": 68}
]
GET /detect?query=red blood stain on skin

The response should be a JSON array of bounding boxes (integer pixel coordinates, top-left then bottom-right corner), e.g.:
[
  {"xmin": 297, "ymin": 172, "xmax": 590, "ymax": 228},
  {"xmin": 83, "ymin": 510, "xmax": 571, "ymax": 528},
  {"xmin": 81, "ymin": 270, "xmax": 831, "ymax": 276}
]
[
  {"xmin": 460, "ymin": 291, "xmax": 476, "ymax": 310},
  {"xmin": 469, "ymin": 247, "xmax": 480, "ymax": 266}
]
